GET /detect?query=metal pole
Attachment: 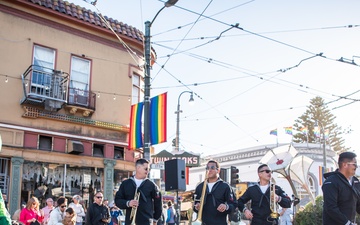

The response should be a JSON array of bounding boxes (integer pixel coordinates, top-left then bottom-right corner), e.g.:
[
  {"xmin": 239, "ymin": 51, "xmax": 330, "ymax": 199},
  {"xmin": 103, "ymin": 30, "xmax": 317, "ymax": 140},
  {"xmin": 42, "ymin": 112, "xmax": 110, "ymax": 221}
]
[
  {"xmin": 175, "ymin": 100, "xmax": 181, "ymax": 152},
  {"xmin": 323, "ymin": 128, "xmax": 327, "ymax": 171},
  {"xmin": 143, "ymin": 21, "xmax": 151, "ymax": 160},
  {"xmin": 143, "ymin": 1, "xmax": 178, "ymax": 160},
  {"xmin": 175, "ymin": 91, "xmax": 193, "ymax": 152}
]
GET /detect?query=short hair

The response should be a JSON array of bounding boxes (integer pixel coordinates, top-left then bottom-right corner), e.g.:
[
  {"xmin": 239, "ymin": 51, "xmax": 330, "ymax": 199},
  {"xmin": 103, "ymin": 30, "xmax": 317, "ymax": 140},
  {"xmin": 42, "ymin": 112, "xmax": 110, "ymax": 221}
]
[
  {"xmin": 46, "ymin": 198, "xmax": 54, "ymax": 203},
  {"xmin": 167, "ymin": 201, "xmax": 172, "ymax": 207},
  {"xmin": 207, "ymin": 160, "xmax": 220, "ymax": 169},
  {"xmin": 338, "ymin": 152, "xmax": 357, "ymax": 168},
  {"xmin": 136, "ymin": 158, "xmax": 149, "ymax": 166},
  {"xmin": 258, "ymin": 164, "xmax": 269, "ymax": 173},
  {"xmin": 65, "ymin": 207, "xmax": 75, "ymax": 215},
  {"xmin": 57, "ymin": 196, "xmax": 67, "ymax": 206}
]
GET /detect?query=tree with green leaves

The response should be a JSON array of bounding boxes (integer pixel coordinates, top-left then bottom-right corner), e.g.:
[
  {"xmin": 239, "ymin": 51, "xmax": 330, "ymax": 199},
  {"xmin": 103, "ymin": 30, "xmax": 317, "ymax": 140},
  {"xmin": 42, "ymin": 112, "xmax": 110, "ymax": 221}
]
[{"xmin": 292, "ymin": 96, "xmax": 348, "ymax": 153}]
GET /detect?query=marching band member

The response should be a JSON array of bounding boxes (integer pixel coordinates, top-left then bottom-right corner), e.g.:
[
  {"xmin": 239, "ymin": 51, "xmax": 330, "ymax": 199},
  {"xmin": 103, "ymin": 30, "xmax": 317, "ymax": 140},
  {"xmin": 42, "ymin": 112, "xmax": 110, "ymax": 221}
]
[
  {"xmin": 115, "ymin": 158, "xmax": 162, "ymax": 225},
  {"xmin": 194, "ymin": 160, "xmax": 237, "ymax": 225},
  {"xmin": 238, "ymin": 164, "xmax": 291, "ymax": 225}
]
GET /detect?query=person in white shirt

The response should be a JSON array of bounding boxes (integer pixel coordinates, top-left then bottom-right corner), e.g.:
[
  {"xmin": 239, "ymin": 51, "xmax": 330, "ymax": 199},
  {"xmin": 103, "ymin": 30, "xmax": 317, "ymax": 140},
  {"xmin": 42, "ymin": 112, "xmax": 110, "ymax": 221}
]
[
  {"xmin": 68, "ymin": 195, "xmax": 85, "ymax": 225},
  {"xmin": 279, "ymin": 207, "xmax": 293, "ymax": 225}
]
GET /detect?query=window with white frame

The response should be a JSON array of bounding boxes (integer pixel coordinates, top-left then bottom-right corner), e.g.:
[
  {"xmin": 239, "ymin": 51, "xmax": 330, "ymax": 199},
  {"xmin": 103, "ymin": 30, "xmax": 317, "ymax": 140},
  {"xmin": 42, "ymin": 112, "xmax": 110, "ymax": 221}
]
[
  {"xmin": 32, "ymin": 45, "xmax": 55, "ymax": 89},
  {"xmin": 132, "ymin": 73, "xmax": 141, "ymax": 104},
  {"xmin": 69, "ymin": 56, "xmax": 91, "ymax": 106}
]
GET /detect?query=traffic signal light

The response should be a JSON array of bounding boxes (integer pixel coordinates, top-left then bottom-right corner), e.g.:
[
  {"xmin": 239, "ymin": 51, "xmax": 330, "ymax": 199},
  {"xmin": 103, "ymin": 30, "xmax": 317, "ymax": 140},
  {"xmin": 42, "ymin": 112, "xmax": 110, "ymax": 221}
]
[{"xmin": 230, "ymin": 166, "xmax": 239, "ymax": 186}]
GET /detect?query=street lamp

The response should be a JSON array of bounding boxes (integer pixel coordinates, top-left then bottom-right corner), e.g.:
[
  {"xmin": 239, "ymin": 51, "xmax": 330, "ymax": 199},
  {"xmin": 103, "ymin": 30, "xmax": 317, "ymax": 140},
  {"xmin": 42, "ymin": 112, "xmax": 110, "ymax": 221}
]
[
  {"xmin": 175, "ymin": 91, "xmax": 194, "ymax": 152},
  {"xmin": 143, "ymin": 0, "xmax": 178, "ymax": 160},
  {"xmin": 314, "ymin": 121, "xmax": 327, "ymax": 170}
]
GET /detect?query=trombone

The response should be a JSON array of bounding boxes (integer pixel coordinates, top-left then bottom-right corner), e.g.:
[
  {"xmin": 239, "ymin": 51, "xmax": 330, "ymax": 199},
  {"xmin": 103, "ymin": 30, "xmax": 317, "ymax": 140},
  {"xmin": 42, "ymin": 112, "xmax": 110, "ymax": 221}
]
[{"xmin": 189, "ymin": 170, "xmax": 208, "ymax": 225}]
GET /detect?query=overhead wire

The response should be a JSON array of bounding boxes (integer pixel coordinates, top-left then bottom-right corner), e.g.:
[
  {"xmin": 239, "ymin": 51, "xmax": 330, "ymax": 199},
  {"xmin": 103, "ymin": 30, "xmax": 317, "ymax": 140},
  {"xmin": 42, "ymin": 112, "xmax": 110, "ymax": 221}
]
[{"xmin": 151, "ymin": 0, "xmax": 215, "ymax": 82}]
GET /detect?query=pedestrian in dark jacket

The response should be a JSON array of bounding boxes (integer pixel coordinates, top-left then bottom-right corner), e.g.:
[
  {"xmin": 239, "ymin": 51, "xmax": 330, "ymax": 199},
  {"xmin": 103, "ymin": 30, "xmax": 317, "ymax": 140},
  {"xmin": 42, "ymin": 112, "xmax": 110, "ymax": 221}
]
[
  {"xmin": 115, "ymin": 158, "xmax": 162, "ymax": 225},
  {"xmin": 193, "ymin": 160, "xmax": 237, "ymax": 225},
  {"xmin": 85, "ymin": 192, "xmax": 110, "ymax": 225},
  {"xmin": 322, "ymin": 151, "xmax": 360, "ymax": 225},
  {"xmin": 238, "ymin": 164, "xmax": 291, "ymax": 225}
]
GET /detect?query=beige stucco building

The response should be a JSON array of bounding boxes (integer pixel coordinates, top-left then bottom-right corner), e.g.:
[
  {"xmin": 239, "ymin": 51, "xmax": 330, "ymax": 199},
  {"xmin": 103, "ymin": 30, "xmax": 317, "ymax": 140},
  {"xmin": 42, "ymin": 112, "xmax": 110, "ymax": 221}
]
[{"xmin": 0, "ymin": 0, "xmax": 149, "ymax": 215}]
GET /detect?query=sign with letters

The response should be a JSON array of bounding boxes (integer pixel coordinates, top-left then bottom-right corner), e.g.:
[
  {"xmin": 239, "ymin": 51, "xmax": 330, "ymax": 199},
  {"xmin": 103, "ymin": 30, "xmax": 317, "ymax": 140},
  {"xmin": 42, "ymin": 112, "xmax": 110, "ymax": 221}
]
[{"xmin": 151, "ymin": 150, "xmax": 200, "ymax": 167}]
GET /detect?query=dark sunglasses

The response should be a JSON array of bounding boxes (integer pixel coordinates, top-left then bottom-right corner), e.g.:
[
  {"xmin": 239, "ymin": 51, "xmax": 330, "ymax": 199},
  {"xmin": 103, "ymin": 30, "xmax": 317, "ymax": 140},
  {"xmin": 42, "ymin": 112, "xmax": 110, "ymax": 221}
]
[
  {"xmin": 206, "ymin": 166, "xmax": 218, "ymax": 170},
  {"xmin": 259, "ymin": 169, "xmax": 272, "ymax": 174},
  {"xmin": 60, "ymin": 205, "xmax": 66, "ymax": 208},
  {"xmin": 95, "ymin": 196, "xmax": 103, "ymax": 199}
]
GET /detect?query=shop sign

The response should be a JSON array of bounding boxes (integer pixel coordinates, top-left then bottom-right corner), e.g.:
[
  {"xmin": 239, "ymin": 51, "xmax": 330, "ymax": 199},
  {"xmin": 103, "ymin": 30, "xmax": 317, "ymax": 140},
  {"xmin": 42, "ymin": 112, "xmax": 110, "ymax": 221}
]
[
  {"xmin": 151, "ymin": 150, "xmax": 200, "ymax": 167},
  {"xmin": 83, "ymin": 174, "xmax": 91, "ymax": 185}
]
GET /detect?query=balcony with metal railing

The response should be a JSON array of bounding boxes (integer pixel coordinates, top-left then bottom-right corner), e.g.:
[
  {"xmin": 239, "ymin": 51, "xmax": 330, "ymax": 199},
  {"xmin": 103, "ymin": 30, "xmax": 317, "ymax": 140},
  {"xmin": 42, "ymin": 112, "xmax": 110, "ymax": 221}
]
[
  {"xmin": 66, "ymin": 87, "xmax": 96, "ymax": 117},
  {"xmin": 21, "ymin": 65, "xmax": 69, "ymax": 111}
]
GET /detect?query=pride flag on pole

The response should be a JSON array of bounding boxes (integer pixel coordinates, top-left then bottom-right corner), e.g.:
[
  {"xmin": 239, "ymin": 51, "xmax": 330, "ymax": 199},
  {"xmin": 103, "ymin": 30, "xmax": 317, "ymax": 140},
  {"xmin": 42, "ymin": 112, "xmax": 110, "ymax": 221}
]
[
  {"xmin": 128, "ymin": 102, "xmax": 144, "ymax": 150},
  {"xmin": 150, "ymin": 92, "xmax": 167, "ymax": 145},
  {"xmin": 300, "ymin": 127, "xmax": 308, "ymax": 135},
  {"xmin": 284, "ymin": 126, "xmax": 293, "ymax": 135},
  {"xmin": 270, "ymin": 129, "xmax": 277, "ymax": 136}
]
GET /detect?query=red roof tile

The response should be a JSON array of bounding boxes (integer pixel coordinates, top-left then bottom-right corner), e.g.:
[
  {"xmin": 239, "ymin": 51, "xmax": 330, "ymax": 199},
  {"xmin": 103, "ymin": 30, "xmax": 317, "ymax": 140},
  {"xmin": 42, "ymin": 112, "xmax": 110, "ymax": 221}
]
[{"xmin": 22, "ymin": 0, "xmax": 144, "ymax": 42}]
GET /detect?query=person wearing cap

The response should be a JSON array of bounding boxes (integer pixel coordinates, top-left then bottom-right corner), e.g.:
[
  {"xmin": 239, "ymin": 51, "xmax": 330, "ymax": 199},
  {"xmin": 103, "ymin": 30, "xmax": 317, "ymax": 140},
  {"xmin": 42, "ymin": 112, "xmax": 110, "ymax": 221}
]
[
  {"xmin": 322, "ymin": 152, "xmax": 360, "ymax": 225},
  {"xmin": 68, "ymin": 195, "xmax": 85, "ymax": 225},
  {"xmin": 41, "ymin": 198, "xmax": 54, "ymax": 225}
]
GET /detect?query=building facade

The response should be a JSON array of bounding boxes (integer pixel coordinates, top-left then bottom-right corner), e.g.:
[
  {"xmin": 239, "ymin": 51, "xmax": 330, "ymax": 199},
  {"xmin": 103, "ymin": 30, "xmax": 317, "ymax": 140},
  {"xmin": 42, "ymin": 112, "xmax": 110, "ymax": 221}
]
[
  {"xmin": 0, "ymin": 0, "xmax": 149, "ymax": 215},
  {"xmin": 188, "ymin": 143, "xmax": 337, "ymax": 207}
]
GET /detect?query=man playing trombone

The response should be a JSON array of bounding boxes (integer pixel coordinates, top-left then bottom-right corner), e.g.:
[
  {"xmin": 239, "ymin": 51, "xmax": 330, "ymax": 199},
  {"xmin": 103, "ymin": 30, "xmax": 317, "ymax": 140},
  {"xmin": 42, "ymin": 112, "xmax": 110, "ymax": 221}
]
[
  {"xmin": 115, "ymin": 158, "xmax": 162, "ymax": 225},
  {"xmin": 193, "ymin": 160, "xmax": 237, "ymax": 225},
  {"xmin": 238, "ymin": 164, "xmax": 291, "ymax": 225}
]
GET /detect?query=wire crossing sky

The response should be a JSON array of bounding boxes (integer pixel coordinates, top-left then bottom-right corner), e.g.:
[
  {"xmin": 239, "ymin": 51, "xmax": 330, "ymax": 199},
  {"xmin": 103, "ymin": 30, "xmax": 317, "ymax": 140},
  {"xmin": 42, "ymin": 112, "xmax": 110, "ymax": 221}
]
[{"xmin": 72, "ymin": 0, "xmax": 360, "ymax": 156}]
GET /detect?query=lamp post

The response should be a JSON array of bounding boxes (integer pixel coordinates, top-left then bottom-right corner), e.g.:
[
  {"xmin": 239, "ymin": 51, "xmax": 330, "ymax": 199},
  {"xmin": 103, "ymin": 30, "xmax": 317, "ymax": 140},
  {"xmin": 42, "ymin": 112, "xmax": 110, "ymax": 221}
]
[
  {"xmin": 315, "ymin": 121, "xmax": 327, "ymax": 170},
  {"xmin": 175, "ymin": 91, "xmax": 194, "ymax": 152},
  {"xmin": 143, "ymin": 0, "xmax": 178, "ymax": 160}
]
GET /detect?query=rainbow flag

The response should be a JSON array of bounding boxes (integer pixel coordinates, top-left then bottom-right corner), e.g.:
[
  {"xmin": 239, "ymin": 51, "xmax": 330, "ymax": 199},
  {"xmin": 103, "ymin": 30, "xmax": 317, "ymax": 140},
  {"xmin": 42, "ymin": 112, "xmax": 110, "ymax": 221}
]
[
  {"xmin": 319, "ymin": 166, "xmax": 325, "ymax": 186},
  {"xmin": 270, "ymin": 129, "xmax": 277, "ymax": 136},
  {"xmin": 300, "ymin": 127, "xmax": 308, "ymax": 134},
  {"xmin": 314, "ymin": 126, "xmax": 320, "ymax": 138},
  {"xmin": 128, "ymin": 102, "xmax": 144, "ymax": 150},
  {"xmin": 324, "ymin": 129, "xmax": 330, "ymax": 140},
  {"xmin": 150, "ymin": 92, "xmax": 167, "ymax": 145},
  {"xmin": 284, "ymin": 126, "xmax": 293, "ymax": 135}
]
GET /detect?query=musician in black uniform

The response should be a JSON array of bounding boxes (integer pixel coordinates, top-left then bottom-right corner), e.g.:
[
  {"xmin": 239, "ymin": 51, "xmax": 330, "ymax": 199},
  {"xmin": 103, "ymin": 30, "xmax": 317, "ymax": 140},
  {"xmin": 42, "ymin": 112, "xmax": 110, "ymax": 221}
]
[
  {"xmin": 237, "ymin": 164, "xmax": 291, "ymax": 225},
  {"xmin": 115, "ymin": 158, "xmax": 162, "ymax": 225},
  {"xmin": 193, "ymin": 160, "xmax": 237, "ymax": 225}
]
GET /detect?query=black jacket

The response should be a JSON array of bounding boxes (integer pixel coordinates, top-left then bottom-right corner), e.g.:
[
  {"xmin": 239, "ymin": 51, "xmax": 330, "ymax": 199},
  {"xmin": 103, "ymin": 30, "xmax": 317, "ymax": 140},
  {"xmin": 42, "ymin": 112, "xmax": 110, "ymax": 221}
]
[
  {"xmin": 322, "ymin": 170, "xmax": 360, "ymax": 225},
  {"xmin": 115, "ymin": 177, "xmax": 162, "ymax": 225},
  {"xmin": 238, "ymin": 183, "xmax": 291, "ymax": 225},
  {"xmin": 85, "ymin": 202, "xmax": 110, "ymax": 225},
  {"xmin": 193, "ymin": 178, "xmax": 237, "ymax": 225}
]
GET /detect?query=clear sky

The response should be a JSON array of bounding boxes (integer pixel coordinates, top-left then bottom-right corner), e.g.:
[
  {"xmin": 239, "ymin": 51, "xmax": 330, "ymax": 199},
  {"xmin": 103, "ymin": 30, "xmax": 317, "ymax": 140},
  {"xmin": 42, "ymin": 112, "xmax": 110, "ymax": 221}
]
[{"xmin": 70, "ymin": 0, "xmax": 360, "ymax": 157}]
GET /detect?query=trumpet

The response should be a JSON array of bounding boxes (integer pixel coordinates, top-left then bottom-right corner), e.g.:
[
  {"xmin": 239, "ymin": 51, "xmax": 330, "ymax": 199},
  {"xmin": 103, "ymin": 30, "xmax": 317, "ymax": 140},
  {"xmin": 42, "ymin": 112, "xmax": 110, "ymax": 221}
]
[
  {"xmin": 130, "ymin": 187, "xmax": 141, "ymax": 225},
  {"xmin": 269, "ymin": 179, "xmax": 279, "ymax": 220},
  {"xmin": 191, "ymin": 170, "xmax": 208, "ymax": 224}
]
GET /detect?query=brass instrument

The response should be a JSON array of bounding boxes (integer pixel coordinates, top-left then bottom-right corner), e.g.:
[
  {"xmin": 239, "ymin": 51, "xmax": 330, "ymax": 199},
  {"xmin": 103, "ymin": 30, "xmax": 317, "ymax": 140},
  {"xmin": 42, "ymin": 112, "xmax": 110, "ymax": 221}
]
[
  {"xmin": 191, "ymin": 170, "xmax": 209, "ymax": 224},
  {"xmin": 130, "ymin": 187, "xmax": 141, "ymax": 225},
  {"xmin": 269, "ymin": 179, "xmax": 279, "ymax": 220}
]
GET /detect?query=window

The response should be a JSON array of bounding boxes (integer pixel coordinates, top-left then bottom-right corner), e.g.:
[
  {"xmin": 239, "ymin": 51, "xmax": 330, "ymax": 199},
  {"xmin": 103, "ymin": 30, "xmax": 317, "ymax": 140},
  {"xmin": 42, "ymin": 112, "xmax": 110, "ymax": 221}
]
[
  {"xmin": 69, "ymin": 56, "xmax": 91, "ymax": 106},
  {"xmin": 39, "ymin": 135, "xmax": 52, "ymax": 150},
  {"xmin": 93, "ymin": 144, "xmax": 104, "ymax": 157},
  {"xmin": 132, "ymin": 73, "xmax": 141, "ymax": 104},
  {"xmin": 114, "ymin": 146, "xmax": 124, "ymax": 160},
  {"xmin": 32, "ymin": 46, "xmax": 55, "ymax": 94}
]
